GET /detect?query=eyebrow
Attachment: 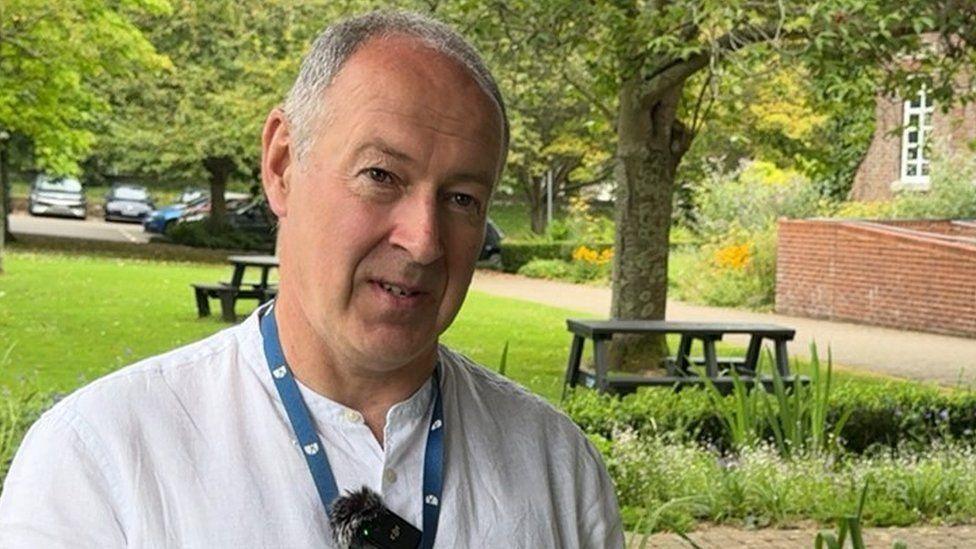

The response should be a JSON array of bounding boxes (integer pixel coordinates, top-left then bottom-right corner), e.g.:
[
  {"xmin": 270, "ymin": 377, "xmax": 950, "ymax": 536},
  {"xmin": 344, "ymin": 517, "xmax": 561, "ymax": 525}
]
[
  {"xmin": 352, "ymin": 139, "xmax": 414, "ymax": 163},
  {"xmin": 352, "ymin": 139, "xmax": 496, "ymax": 190}
]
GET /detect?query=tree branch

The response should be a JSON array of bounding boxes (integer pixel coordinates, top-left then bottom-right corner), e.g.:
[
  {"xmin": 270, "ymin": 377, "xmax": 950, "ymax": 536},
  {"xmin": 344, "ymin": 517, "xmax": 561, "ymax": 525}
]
[
  {"xmin": 689, "ymin": 68, "xmax": 713, "ymax": 136},
  {"xmin": 561, "ymin": 69, "xmax": 614, "ymax": 122},
  {"xmin": 640, "ymin": 24, "xmax": 782, "ymax": 111},
  {"xmin": 561, "ymin": 161, "xmax": 614, "ymax": 193}
]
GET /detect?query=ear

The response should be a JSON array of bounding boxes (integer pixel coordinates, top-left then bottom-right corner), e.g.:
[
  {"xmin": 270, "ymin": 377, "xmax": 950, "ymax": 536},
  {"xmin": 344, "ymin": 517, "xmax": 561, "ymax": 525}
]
[{"xmin": 261, "ymin": 108, "xmax": 291, "ymax": 218}]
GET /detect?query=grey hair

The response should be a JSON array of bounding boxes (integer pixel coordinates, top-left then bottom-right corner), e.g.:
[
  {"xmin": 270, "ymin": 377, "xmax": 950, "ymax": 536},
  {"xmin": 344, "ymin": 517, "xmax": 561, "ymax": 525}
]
[{"xmin": 284, "ymin": 10, "xmax": 509, "ymax": 167}]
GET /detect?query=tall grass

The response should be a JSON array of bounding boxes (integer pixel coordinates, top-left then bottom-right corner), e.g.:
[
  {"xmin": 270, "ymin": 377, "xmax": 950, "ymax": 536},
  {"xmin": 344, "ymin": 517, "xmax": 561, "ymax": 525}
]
[
  {"xmin": 704, "ymin": 343, "xmax": 849, "ymax": 457},
  {"xmin": 497, "ymin": 340, "xmax": 510, "ymax": 377}
]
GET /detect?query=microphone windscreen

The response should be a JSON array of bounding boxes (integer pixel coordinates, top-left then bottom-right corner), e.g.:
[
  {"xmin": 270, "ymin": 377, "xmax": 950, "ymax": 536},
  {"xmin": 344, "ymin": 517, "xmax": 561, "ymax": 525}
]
[{"xmin": 329, "ymin": 486, "xmax": 385, "ymax": 548}]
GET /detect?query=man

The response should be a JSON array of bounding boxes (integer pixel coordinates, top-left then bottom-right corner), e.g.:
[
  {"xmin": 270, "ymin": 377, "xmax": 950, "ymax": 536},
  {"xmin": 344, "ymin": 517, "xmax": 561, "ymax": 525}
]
[{"xmin": 0, "ymin": 11, "xmax": 623, "ymax": 547}]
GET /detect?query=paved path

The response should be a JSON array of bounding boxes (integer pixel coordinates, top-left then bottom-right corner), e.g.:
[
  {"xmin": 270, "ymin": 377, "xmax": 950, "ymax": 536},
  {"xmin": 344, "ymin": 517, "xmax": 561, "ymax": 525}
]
[
  {"xmin": 471, "ymin": 271, "xmax": 976, "ymax": 386},
  {"xmin": 9, "ymin": 212, "xmax": 151, "ymax": 244},
  {"xmin": 629, "ymin": 525, "xmax": 976, "ymax": 548}
]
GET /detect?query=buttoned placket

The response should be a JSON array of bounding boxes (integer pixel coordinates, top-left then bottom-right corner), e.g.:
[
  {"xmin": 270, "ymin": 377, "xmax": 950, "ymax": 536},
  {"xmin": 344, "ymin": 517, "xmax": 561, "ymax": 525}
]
[{"xmin": 287, "ymin": 376, "xmax": 435, "ymax": 531}]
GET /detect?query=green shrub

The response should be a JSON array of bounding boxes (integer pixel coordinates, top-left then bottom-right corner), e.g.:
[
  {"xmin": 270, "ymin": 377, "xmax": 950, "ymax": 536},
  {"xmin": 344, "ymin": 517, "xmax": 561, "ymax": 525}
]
[
  {"xmin": 167, "ymin": 220, "xmax": 274, "ymax": 252},
  {"xmin": 893, "ymin": 151, "xmax": 976, "ymax": 219},
  {"xmin": 565, "ymin": 380, "xmax": 976, "ymax": 455},
  {"xmin": 501, "ymin": 241, "xmax": 612, "ymax": 273},
  {"xmin": 830, "ymin": 200, "xmax": 897, "ymax": 219},
  {"xmin": 830, "ymin": 150, "xmax": 976, "ymax": 221},
  {"xmin": 11, "ymin": 234, "xmax": 234, "ymax": 263},
  {"xmin": 600, "ymin": 433, "xmax": 976, "ymax": 533},
  {"xmin": 501, "ymin": 241, "xmax": 568, "ymax": 273},
  {"xmin": 694, "ymin": 160, "xmax": 825, "ymax": 236},
  {"xmin": 517, "ymin": 256, "xmax": 612, "ymax": 283},
  {"xmin": 517, "ymin": 259, "xmax": 574, "ymax": 280},
  {"xmin": 669, "ymin": 226, "xmax": 777, "ymax": 310}
]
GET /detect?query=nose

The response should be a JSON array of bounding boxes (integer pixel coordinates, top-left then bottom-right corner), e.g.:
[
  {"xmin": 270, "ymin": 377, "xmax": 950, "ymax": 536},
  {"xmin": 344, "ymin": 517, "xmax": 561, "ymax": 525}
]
[{"xmin": 389, "ymin": 193, "xmax": 445, "ymax": 266}]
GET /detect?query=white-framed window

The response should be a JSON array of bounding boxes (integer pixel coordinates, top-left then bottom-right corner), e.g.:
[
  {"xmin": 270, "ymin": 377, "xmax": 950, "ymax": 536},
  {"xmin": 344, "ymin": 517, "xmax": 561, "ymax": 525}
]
[{"xmin": 900, "ymin": 89, "xmax": 934, "ymax": 188}]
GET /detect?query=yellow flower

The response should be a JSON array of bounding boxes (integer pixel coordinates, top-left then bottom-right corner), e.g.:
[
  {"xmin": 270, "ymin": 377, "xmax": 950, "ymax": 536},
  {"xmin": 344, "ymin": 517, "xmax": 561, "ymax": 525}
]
[
  {"xmin": 713, "ymin": 243, "xmax": 752, "ymax": 270},
  {"xmin": 571, "ymin": 245, "xmax": 615, "ymax": 266}
]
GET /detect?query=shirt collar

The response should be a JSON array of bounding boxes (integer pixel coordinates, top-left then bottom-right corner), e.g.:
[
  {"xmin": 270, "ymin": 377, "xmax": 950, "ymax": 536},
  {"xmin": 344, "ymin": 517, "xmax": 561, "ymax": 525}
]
[{"xmin": 237, "ymin": 307, "xmax": 436, "ymax": 426}]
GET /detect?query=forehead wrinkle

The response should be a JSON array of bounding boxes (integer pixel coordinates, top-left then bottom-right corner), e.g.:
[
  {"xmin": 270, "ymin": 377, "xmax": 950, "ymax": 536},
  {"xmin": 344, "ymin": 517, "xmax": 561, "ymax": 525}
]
[
  {"xmin": 352, "ymin": 139, "xmax": 414, "ymax": 164},
  {"xmin": 361, "ymin": 103, "xmax": 497, "ymax": 148}
]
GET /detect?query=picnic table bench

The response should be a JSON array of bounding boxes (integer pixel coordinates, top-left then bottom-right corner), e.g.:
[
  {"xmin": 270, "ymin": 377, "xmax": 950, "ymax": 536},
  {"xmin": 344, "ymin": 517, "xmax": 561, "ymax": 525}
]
[
  {"xmin": 192, "ymin": 255, "xmax": 279, "ymax": 322},
  {"xmin": 563, "ymin": 319, "xmax": 806, "ymax": 397}
]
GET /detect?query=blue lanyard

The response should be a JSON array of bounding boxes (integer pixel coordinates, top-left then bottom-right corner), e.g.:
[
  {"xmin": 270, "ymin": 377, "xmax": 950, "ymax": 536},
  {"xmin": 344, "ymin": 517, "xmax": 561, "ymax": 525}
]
[{"xmin": 259, "ymin": 302, "xmax": 444, "ymax": 548}]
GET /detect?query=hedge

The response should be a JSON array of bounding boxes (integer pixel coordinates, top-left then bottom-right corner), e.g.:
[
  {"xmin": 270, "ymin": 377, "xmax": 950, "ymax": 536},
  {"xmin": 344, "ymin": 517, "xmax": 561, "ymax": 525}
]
[
  {"xmin": 564, "ymin": 381, "xmax": 976, "ymax": 454},
  {"xmin": 167, "ymin": 220, "xmax": 274, "ymax": 252},
  {"xmin": 10, "ymin": 234, "xmax": 237, "ymax": 264},
  {"xmin": 500, "ymin": 241, "xmax": 613, "ymax": 273}
]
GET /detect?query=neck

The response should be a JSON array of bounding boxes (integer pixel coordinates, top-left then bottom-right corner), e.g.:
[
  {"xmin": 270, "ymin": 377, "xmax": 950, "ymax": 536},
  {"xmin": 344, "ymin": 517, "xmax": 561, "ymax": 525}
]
[{"xmin": 272, "ymin": 293, "xmax": 436, "ymax": 444}]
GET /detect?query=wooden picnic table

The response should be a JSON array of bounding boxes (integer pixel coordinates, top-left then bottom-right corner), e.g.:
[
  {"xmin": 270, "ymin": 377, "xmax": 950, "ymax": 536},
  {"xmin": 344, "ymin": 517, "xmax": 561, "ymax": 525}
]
[
  {"xmin": 191, "ymin": 255, "xmax": 279, "ymax": 322},
  {"xmin": 227, "ymin": 254, "xmax": 279, "ymax": 290},
  {"xmin": 563, "ymin": 319, "xmax": 803, "ymax": 397}
]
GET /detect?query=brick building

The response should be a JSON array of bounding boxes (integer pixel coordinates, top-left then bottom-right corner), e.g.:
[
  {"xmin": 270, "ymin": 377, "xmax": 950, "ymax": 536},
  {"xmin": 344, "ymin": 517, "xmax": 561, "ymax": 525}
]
[
  {"xmin": 850, "ymin": 89, "xmax": 976, "ymax": 201},
  {"xmin": 776, "ymin": 218, "xmax": 976, "ymax": 337}
]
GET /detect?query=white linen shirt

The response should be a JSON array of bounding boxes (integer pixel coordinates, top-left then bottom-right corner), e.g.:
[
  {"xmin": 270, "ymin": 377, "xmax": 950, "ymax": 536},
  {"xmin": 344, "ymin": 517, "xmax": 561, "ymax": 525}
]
[{"xmin": 0, "ymin": 309, "xmax": 623, "ymax": 548}]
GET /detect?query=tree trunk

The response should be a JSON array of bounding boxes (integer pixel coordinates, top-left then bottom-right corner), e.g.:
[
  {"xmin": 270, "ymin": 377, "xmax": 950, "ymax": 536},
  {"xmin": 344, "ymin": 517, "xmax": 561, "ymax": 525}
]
[
  {"xmin": 203, "ymin": 156, "xmax": 235, "ymax": 229},
  {"xmin": 521, "ymin": 169, "xmax": 547, "ymax": 235},
  {"xmin": 530, "ymin": 199, "xmax": 547, "ymax": 234},
  {"xmin": 609, "ymin": 75, "xmax": 692, "ymax": 372}
]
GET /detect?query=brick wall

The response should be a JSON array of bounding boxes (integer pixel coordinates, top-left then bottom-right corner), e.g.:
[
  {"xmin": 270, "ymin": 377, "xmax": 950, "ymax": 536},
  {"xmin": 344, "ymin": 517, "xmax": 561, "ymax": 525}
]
[
  {"xmin": 776, "ymin": 219, "xmax": 976, "ymax": 337},
  {"xmin": 850, "ymin": 96, "xmax": 902, "ymax": 201}
]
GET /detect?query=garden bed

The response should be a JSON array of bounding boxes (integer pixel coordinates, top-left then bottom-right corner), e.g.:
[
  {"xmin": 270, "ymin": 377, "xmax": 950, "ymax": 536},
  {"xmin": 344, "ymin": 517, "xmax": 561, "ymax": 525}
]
[{"xmin": 566, "ymin": 368, "xmax": 976, "ymax": 533}]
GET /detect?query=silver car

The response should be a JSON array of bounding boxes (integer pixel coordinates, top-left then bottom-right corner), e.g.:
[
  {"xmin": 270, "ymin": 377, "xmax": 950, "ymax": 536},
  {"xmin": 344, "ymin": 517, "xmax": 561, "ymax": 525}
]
[{"xmin": 28, "ymin": 175, "xmax": 87, "ymax": 219}]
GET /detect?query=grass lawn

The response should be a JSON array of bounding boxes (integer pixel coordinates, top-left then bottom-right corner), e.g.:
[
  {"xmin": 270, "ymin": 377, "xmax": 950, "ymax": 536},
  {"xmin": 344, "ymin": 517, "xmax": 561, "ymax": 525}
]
[
  {"xmin": 488, "ymin": 200, "xmax": 542, "ymax": 240},
  {"xmin": 0, "ymin": 252, "xmax": 230, "ymax": 392},
  {"xmin": 0, "ymin": 250, "xmax": 593, "ymax": 400},
  {"xmin": 0, "ymin": 249, "xmax": 891, "ymax": 399}
]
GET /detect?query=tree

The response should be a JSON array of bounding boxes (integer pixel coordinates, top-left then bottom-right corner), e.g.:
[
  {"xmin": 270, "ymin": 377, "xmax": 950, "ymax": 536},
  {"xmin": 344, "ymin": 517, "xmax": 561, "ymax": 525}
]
[
  {"xmin": 674, "ymin": 51, "xmax": 877, "ymax": 226},
  {"xmin": 484, "ymin": 0, "xmax": 976, "ymax": 370},
  {"xmin": 0, "ymin": 0, "xmax": 167, "ymax": 273},
  {"xmin": 100, "ymin": 0, "xmax": 340, "ymax": 227},
  {"xmin": 404, "ymin": 0, "xmax": 613, "ymax": 235},
  {"xmin": 503, "ymin": 76, "xmax": 613, "ymax": 235},
  {"xmin": 483, "ymin": 6, "xmax": 613, "ymax": 235}
]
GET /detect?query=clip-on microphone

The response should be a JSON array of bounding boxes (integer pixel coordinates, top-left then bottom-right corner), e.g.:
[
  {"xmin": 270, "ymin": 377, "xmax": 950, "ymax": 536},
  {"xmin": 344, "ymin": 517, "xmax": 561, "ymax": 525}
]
[{"xmin": 329, "ymin": 486, "xmax": 423, "ymax": 549}]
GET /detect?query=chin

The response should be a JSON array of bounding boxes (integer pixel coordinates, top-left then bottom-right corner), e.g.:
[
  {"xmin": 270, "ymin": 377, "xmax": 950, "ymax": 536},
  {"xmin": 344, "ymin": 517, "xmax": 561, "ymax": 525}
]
[{"xmin": 356, "ymin": 329, "xmax": 438, "ymax": 370}]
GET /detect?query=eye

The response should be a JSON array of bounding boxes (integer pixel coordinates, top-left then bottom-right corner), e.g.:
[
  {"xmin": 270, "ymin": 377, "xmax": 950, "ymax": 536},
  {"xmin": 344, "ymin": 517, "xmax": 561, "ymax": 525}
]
[
  {"xmin": 363, "ymin": 167, "xmax": 394, "ymax": 185},
  {"xmin": 450, "ymin": 192, "xmax": 480, "ymax": 212}
]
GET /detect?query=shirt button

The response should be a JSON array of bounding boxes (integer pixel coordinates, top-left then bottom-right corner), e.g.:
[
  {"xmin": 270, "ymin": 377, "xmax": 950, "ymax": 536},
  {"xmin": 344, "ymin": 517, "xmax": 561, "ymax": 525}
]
[
  {"xmin": 343, "ymin": 410, "xmax": 363, "ymax": 423},
  {"xmin": 384, "ymin": 469, "xmax": 398, "ymax": 484}
]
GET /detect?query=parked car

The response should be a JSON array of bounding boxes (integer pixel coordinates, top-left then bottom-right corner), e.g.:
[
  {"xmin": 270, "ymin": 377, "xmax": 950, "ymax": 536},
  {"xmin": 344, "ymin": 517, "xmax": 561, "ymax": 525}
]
[
  {"xmin": 178, "ymin": 186, "xmax": 206, "ymax": 204},
  {"xmin": 104, "ymin": 184, "xmax": 155, "ymax": 223},
  {"xmin": 478, "ymin": 218, "xmax": 504, "ymax": 267},
  {"xmin": 27, "ymin": 175, "xmax": 87, "ymax": 219},
  {"xmin": 228, "ymin": 197, "xmax": 276, "ymax": 235},
  {"xmin": 178, "ymin": 192, "xmax": 252, "ymax": 224},
  {"xmin": 143, "ymin": 195, "xmax": 209, "ymax": 234}
]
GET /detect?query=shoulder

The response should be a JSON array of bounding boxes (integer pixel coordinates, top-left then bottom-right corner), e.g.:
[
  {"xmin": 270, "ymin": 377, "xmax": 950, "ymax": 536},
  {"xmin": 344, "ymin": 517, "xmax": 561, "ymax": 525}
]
[
  {"xmin": 437, "ymin": 345, "xmax": 597, "ymax": 455},
  {"xmin": 436, "ymin": 345, "xmax": 623, "ymax": 545},
  {"xmin": 39, "ymin": 316, "xmax": 260, "ymax": 443}
]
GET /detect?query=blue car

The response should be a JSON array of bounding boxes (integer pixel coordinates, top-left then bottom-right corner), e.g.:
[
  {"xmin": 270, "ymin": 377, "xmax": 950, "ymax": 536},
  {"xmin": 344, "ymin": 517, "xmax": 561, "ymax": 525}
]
[{"xmin": 143, "ymin": 195, "xmax": 207, "ymax": 234}]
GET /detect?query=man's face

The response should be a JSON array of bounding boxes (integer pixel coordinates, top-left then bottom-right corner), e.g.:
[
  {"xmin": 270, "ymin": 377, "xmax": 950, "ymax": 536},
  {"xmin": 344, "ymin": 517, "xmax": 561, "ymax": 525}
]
[{"xmin": 270, "ymin": 36, "xmax": 503, "ymax": 372}]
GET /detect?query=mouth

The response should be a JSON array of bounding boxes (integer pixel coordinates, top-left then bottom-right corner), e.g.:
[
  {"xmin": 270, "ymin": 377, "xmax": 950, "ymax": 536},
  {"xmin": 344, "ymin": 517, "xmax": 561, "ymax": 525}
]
[{"xmin": 369, "ymin": 278, "xmax": 429, "ymax": 302}]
